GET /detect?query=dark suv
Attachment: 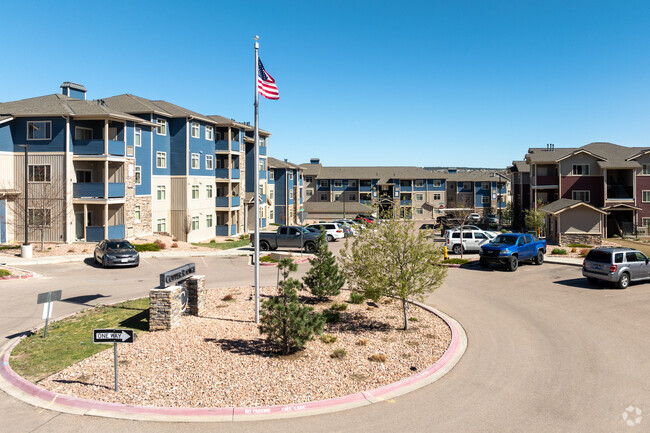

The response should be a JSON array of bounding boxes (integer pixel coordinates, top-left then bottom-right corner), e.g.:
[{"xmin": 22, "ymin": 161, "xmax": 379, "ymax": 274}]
[{"xmin": 582, "ymin": 247, "xmax": 650, "ymax": 289}]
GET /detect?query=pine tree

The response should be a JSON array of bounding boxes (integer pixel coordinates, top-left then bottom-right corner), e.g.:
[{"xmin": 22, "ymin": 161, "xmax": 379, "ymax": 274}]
[
  {"xmin": 259, "ymin": 258, "xmax": 325, "ymax": 354},
  {"xmin": 303, "ymin": 230, "xmax": 346, "ymax": 301}
]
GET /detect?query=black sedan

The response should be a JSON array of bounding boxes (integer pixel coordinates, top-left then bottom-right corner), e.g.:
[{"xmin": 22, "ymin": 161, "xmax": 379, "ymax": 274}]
[{"xmin": 94, "ymin": 239, "xmax": 140, "ymax": 267}]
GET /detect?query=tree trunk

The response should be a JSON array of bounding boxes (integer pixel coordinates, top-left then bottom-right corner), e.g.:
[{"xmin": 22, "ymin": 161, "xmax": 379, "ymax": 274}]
[
  {"xmin": 402, "ymin": 298, "xmax": 409, "ymax": 330},
  {"xmin": 40, "ymin": 229, "xmax": 44, "ymax": 251}
]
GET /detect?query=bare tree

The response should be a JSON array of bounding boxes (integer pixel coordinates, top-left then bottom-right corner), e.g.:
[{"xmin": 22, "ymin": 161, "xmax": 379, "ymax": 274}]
[{"xmin": 452, "ymin": 203, "xmax": 474, "ymax": 259}]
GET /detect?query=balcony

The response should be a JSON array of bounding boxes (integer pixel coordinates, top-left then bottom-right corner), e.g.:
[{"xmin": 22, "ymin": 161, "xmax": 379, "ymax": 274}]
[
  {"xmin": 231, "ymin": 168, "xmax": 240, "ymax": 179},
  {"xmin": 259, "ymin": 146, "xmax": 267, "ymax": 156},
  {"xmin": 215, "ymin": 168, "xmax": 229, "ymax": 179},
  {"xmin": 231, "ymin": 141, "xmax": 240, "ymax": 152},
  {"xmin": 215, "ymin": 225, "xmax": 228, "ymax": 236},
  {"xmin": 73, "ymin": 139, "xmax": 125, "ymax": 156},
  {"xmin": 230, "ymin": 224, "xmax": 237, "ymax": 235},
  {"xmin": 85, "ymin": 224, "xmax": 125, "ymax": 242},
  {"xmin": 607, "ymin": 184, "xmax": 634, "ymax": 200},
  {"xmin": 231, "ymin": 196, "xmax": 240, "ymax": 207},
  {"xmin": 533, "ymin": 175, "xmax": 559, "ymax": 187},
  {"xmin": 215, "ymin": 197, "xmax": 229, "ymax": 207},
  {"xmin": 400, "ymin": 200, "xmax": 412, "ymax": 205},
  {"xmin": 73, "ymin": 182, "xmax": 125, "ymax": 198},
  {"xmin": 215, "ymin": 140, "xmax": 229, "ymax": 151}
]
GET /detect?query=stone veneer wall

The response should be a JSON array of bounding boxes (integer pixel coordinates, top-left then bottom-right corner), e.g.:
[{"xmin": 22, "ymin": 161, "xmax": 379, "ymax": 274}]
[
  {"xmin": 559, "ymin": 233, "xmax": 602, "ymax": 246},
  {"xmin": 149, "ymin": 286, "xmax": 182, "ymax": 331},
  {"xmin": 124, "ymin": 160, "xmax": 153, "ymax": 238},
  {"xmin": 187, "ymin": 275, "xmax": 206, "ymax": 316}
]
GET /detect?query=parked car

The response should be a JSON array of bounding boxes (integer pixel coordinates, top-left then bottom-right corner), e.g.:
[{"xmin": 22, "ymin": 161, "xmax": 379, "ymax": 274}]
[
  {"xmin": 332, "ymin": 220, "xmax": 358, "ymax": 235},
  {"xmin": 355, "ymin": 213, "xmax": 376, "ymax": 224},
  {"xmin": 444, "ymin": 229, "xmax": 493, "ymax": 254},
  {"xmin": 479, "ymin": 233, "xmax": 546, "ymax": 271},
  {"xmin": 468, "ymin": 213, "xmax": 481, "ymax": 222},
  {"xmin": 582, "ymin": 247, "xmax": 650, "ymax": 289},
  {"xmin": 94, "ymin": 239, "xmax": 139, "ymax": 268},
  {"xmin": 306, "ymin": 223, "xmax": 345, "ymax": 242},
  {"xmin": 251, "ymin": 226, "xmax": 320, "ymax": 252},
  {"xmin": 485, "ymin": 214, "xmax": 498, "ymax": 224}
]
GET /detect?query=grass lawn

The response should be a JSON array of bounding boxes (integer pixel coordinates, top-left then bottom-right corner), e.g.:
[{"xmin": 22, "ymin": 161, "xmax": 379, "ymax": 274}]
[
  {"xmin": 9, "ymin": 298, "xmax": 149, "ymax": 383},
  {"xmin": 192, "ymin": 239, "xmax": 250, "ymax": 250},
  {"xmin": 607, "ymin": 237, "xmax": 650, "ymax": 257}
]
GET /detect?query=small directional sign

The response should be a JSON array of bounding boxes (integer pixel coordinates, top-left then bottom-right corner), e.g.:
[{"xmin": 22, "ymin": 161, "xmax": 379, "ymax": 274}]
[{"xmin": 93, "ymin": 329, "xmax": 135, "ymax": 344}]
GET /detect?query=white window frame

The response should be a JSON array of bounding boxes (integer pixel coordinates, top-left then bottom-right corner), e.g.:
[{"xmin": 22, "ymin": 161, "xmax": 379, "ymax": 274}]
[
  {"xmin": 134, "ymin": 127, "xmax": 142, "ymax": 147},
  {"xmin": 191, "ymin": 153, "xmax": 200, "ymax": 169},
  {"xmin": 27, "ymin": 121, "xmax": 52, "ymax": 140},
  {"xmin": 191, "ymin": 216, "xmax": 200, "ymax": 230},
  {"xmin": 334, "ymin": 180, "xmax": 343, "ymax": 188},
  {"xmin": 306, "ymin": 189, "xmax": 313, "ymax": 198},
  {"xmin": 572, "ymin": 190, "xmax": 590, "ymax": 202},
  {"xmin": 320, "ymin": 193, "xmax": 328, "ymax": 201},
  {"xmin": 191, "ymin": 122, "xmax": 200, "ymax": 139},
  {"xmin": 433, "ymin": 180, "xmax": 442, "ymax": 187},
  {"xmin": 269, "ymin": 209, "xmax": 274, "ymax": 220},
  {"xmin": 192, "ymin": 185, "xmax": 199, "ymax": 199},
  {"xmin": 416, "ymin": 207, "xmax": 424, "ymax": 215},
  {"xmin": 28, "ymin": 165, "xmax": 51, "ymax": 183},
  {"xmin": 269, "ymin": 190, "xmax": 274, "ymax": 200},
  {"xmin": 434, "ymin": 193, "xmax": 441, "ymax": 200},
  {"xmin": 74, "ymin": 126, "xmax": 93, "ymax": 140},
  {"xmin": 206, "ymin": 214, "xmax": 213, "ymax": 228},
  {"xmin": 157, "ymin": 185, "xmax": 166, "ymax": 200},
  {"xmin": 205, "ymin": 125, "xmax": 214, "ymax": 141},
  {"xmin": 205, "ymin": 155, "xmax": 213, "ymax": 170},
  {"xmin": 642, "ymin": 217, "xmax": 650, "ymax": 227},
  {"xmin": 415, "ymin": 193, "xmax": 424, "ymax": 201},
  {"xmin": 206, "ymin": 184, "xmax": 213, "ymax": 198},
  {"xmin": 289, "ymin": 190, "xmax": 294, "ymax": 199},
  {"xmin": 643, "ymin": 190, "xmax": 650, "ymax": 203},
  {"xmin": 305, "ymin": 176, "xmax": 313, "ymax": 183},
  {"xmin": 348, "ymin": 179, "xmax": 357, "ymax": 187},
  {"xmin": 288, "ymin": 171, "xmax": 294, "ymax": 181},
  {"xmin": 157, "ymin": 218, "xmax": 167, "ymax": 232},
  {"xmin": 319, "ymin": 179, "xmax": 329, "ymax": 188},
  {"xmin": 156, "ymin": 151, "xmax": 167, "ymax": 168},
  {"xmin": 269, "ymin": 170, "xmax": 274, "ymax": 180},
  {"xmin": 134, "ymin": 205, "xmax": 141, "ymax": 223},
  {"xmin": 643, "ymin": 164, "xmax": 650, "ymax": 175},
  {"xmin": 415, "ymin": 179, "xmax": 425, "ymax": 188},
  {"xmin": 135, "ymin": 166, "xmax": 141, "ymax": 185},
  {"xmin": 156, "ymin": 119, "xmax": 167, "ymax": 136},
  {"xmin": 572, "ymin": 164, "xmax": 590, "ymax": 175},
  {"xmin": 482, "ymin": 196, "xmax": 490, "ymax": 204}
]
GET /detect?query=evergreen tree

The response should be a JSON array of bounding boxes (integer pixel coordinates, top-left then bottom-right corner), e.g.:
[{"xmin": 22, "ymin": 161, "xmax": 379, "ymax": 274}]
[
  {"xmin": 303, "ymin": 230, "xmax": 346, "ymax": 301},
  {"xmin": 259, "ymin": 258, "xmax": 325, "ymax": 354}
]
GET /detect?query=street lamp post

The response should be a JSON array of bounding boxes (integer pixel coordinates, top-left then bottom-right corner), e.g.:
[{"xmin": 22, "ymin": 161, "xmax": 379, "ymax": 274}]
[{"xmin": 18, "ymin": 144, "xmax": 32, "ymax": 258}]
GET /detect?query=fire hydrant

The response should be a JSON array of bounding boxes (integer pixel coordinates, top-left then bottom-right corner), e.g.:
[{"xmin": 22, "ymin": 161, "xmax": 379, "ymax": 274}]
[{"xmin": 443, "ymin": 245, "xmax": 448, "ymax": 260}]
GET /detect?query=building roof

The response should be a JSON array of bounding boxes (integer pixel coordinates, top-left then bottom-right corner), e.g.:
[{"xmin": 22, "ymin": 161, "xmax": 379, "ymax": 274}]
[
  {"xmin": 508, "ymin": 161, "xmax": 530, "ymax": 173},
  {"xmin": 526, "ymin": 142, "xmax": 649, "ymax": 166},
  {"xmin": 206, "ymin": 115, "xmax": 252, "ymax": 130},
  {"xmin": 303, "ymin": 201, "xmax": 373, "ymax": 214},
  {"xmin": 0, "ymin": 115, "xmax": 12, "ymax": 125},
  {"xmin": 102, "ymin": 94, "xmax": 215, "ymax": 124},
  {"xmin": 539, "ymin": 198, "xmax": 608, "ymax": 215},
  {"xmin": 298, "ymin": 164, "xmax": 444, "ymax": 182},
  {"xmin": 444, "ymin": 171, "xmax": 507, "ymax": 183},
  {"xmin": 60, "ymin": 82, "xmax": 87, "ymax": 91},
  {"xmin": 0, "ymin": 94, "xmax": 155, "ymax": 125},
  {"xmin": 268, "ymin": 157, "xmax": 302, "ymax": 170}
]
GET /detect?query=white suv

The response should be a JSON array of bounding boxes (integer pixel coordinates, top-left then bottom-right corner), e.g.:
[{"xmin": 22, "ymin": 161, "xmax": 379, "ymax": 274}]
[
  {"xmin": 444, "ymin": 229, "xmax": 492, "ymax": 254},
  {"xmin": 306, "ymin": 223, "xmax": 345, "ymax": 242}
]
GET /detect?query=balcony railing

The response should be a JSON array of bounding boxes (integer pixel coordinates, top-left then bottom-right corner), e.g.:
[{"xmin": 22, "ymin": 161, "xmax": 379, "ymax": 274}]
[
  {"xmin": 230, "ymin": 224, "xmax": 237, "ymax": 236},
  {"xmin": 534, "ymin": 175, "xmax": 559, "ymax": 187},
  {"xmin": 259, "ymin": 146, "xmax": 267, "ymax": 156},
  {"xmin": 215, "ymin": 140, "xmax": 229, "ymax": 151},
  {"xmin": 215, "ymin": 225, "xmax": 228, "ymax": 236},
  {"xmin": 231, "ymin": 168, "xmax": 240, "ymax": 179},
  {"xmin": 215, "ymin": 168, "xmax": 229, "ymax": 179},
  {"xmin": 73, "ymin": 139, "xmax": 125, "ymax": 156},
  {"xmin": 607, "ymin": 185, "xmax": 634, "ymax": 200},
  {"xmin": 400, "ymin": 200, "xmax": 412, "ymax": 205},
  {"xmin": 85, "ymin": 224, "xmax": 125, "ymax": 242},
  {"xmin": 215, "ymin": 197, "xmax": 229, "ymax": 207},
  {"xmin": 231, "ymin": 196, "xmax": 240, "ymax": 207},
  {"xmin": 231, "ymin": 141, "xmax": 240, "ymax": 152},
  {"xmin": 73, "ymin": 182, "xmax": 125, "ymax": 198}
]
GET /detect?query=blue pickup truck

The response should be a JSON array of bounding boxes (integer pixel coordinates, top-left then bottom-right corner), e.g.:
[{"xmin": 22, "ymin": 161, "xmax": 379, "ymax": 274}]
[{"xmin": 478, "ymin": 233, "xmax": 547, "ymax": 271}]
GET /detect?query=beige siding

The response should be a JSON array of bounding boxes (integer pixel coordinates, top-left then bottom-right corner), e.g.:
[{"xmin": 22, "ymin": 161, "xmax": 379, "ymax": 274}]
[
  {"xmin": 170, "ymin": 177, "xmax": 188, "ymax": 241},
  {"xmin": 560, "ymin": 208, "xmax": 601, "ymax": 234},
  {"xmin": 559, "ymin": 154, "xmax": 602, "ymax": 177}
]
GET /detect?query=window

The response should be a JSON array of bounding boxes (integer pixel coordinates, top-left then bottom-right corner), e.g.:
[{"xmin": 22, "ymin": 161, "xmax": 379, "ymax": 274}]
[
  {"xmin": 268, "ymin": 190, "xmax": 274, "ymax": 200},
  {"xmin": 334, "ymin": 180, "xmax": 343, "ymax": 188},
  {"xmin": 572, "ymin": 164, "xmax": 590, "ymax": 175},
  {"xmin": 192, "ymin": 185, "xmax": 199, "ymax": 199},
  {"xmin": 134, "ymin": 127, "xmax": 141, "ymax": 147},
  {"xmin": 320, "ymin": 193, "xmax": 328, "ymax": 201},
  {"xmin": 206, "ymin": 214, "xmax": 213, "ymax": 228},
  {"xmin": 206, "ymin": 185, "xmax": 213, "ymax": 198},
  {"xmin": 29, "ymin": 208, "xmax": 51, "ymax": 226},
  {"xmin": 126, "ymin": 144, "xmax": 134, "ymax": 157},
  {"xmin": 191, "ymin": 122, "xmax": 200, "ymax": 138},
  {"xmin": 156, "ymin": 151, "xmax": 167, "ymax": 168},
  {"xmin": 289, "ymin": 190, "xmax": 294, "ymax": 199},
  {"xmin": 135, "ymin": 166, "xmax": 141, "ymax": 185},
  {"xmin": 349, "ymin": 179, "xmax": 357, "ymax": 187},
  {"xmin": 157, "ymin": 185, "xmax": 166, "ymax": 200},
  {"xmin": 643, "ymin": 217, "xmax": 650, "ymax": 227},
  {"xmin": 463, "ymin": 182, "xmax": 471, "ymax": 190},
  {"xmin": 27, "ymin": 121, "xmax": 52, "ymax": 140},
  {"xmin": 306, "ymin": 189, "xmax": 313, "ymax": 198},
  {"xmin": 482, "ymin": 196, "xmax": 490, "ymax": 204},
  {"xmin": 434, "ymin": 193, "xmax": 441, "ymax": 200},
  {"xmin": 400, "ymin": 180, "xmax": 411, "ymax": 187},
  {"xmin": 416, "ymin": 208, "xmax": 423, "ymax": 215},
  {"xmin": 415, "ymin": 180, "xmax": 424, "ymax": 188},
  {"xmin": 28, "ymin": 165, "xmax": 51, "ymax": 182},
  {"xmin": 434, "ymin": 180, "xmax": 442, "ymax": 187},
  {"xmin": 319, "ymin": 180, "xmax": 329, "ymax": 188},
  {"xmin": 643, "ymin": 191, "xmax": 650, "ymax": 203},
  {"xmin": 76, "ymin": 170, "xmax": 91, "ymax": 182},
  {"xmin": 360, "ymin": 180, "xmax": 372, "ymax": 187},
  {"xmin": 572, "ymin": 190, "xmax": 590, "ymax": 202},
  {"xmin": 288, "ymin": 172, "xmax": 294, "ymax": 181},
  {"xmin": 305, "ymin": 176, "xmax": 313, "ymax": 183},
  {"xmin": 157, "ymin": 218, "xmax": 167, "ymax": 232},
  {"xmin": 205, "ymin": 155, "xmax": 213, "ymax": 170},
  {"xmin": 191, "ymin": 153, "xmax": 200, "ymax": 169},
  {"xmin": 259, "ymin": 161, "xmax": 264, "ymax": 172},
  {"xmin": 134, "ymin": 205, "xmax": 141, "ymax": 223},
  {"xmin": 349, "ymin": 193, "xmax": 357, "ymax": 201},
  {"xmin": 216, "ymin": 215, "xmax": 224, "ymax": 225},
  {"xmin": 269, "ymin": 209, "xmax": 275, "ymax": 220},
  {"xmin": 75, "ymin": 127, "xmax": 93, "ymax": 140},
  {"xmin": 482, "ymin": 182, "xmax": 490, "ymax": 190},
  {"xmin": 191, "ymin": 216, "xmax": 199, "ymax": 230},
  {"xmin": 334, "ymin": 193, "xmax": 342, "ymax": 201},
  {"xmin": 156, "ymin": 119, "xmax": 167, "ymax": 135},
  {"xmin": 643, "ymin": 164, "xmax": 650, "ymax": 175},
  {"xmin": 269, "ymin": 170, "xmax": 274, "ymax": 180},
  {"xmin": 205, "ymin": 125, "xmax": 214, "ymax": 141},
  {"xmin": 415, "ymin": 193, "xmax": 424, "ymax": 201}
]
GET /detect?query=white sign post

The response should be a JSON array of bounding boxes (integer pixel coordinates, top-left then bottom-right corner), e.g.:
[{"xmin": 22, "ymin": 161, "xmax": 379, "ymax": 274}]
[
  {"xmin": 36, "ymin": 290, "xmax": 62, "ymax": 338},
  {"xmin": 93, "ymin": 329, "xmax": 135, "ymax": 392}
]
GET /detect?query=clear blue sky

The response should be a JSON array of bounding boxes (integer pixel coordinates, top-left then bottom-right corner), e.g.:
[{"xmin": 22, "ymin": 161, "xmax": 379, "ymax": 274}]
[{"xmin": 2, "ymin": 0, "xmax": 650, "ymax": 168}]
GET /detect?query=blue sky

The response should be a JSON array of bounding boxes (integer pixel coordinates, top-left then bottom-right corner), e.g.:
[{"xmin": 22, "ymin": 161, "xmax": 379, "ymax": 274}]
[{"xmin": 2, "ymin": 0, "xmax": 650, "ymax": 168}]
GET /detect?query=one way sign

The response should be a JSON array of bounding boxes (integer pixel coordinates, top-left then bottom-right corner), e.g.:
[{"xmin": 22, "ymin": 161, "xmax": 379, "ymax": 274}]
[{"xmin": 93, "ymin": 329, "xmax": 135, "ymax": 344}]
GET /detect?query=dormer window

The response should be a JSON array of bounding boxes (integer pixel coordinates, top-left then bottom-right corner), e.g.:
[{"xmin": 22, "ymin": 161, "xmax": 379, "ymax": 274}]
[{"xmin": 572, "ymin": 164, "xmax": 590, "ymax": 175}]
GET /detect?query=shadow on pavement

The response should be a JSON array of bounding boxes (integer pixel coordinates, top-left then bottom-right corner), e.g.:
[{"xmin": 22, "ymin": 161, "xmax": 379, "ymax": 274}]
[
  {"xmin": 60, "ymin": 294, "xmax": 111, "ymax": 306},
  {"xmin": 552, "ymin": 278, "xmax": 615, "ymax": 290}
]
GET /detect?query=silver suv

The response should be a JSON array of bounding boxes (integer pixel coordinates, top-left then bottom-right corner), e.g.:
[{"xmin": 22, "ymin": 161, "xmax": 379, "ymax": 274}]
[{"xmin": 582, "ymin": 247, "xmax": 650, "ymax": 289}]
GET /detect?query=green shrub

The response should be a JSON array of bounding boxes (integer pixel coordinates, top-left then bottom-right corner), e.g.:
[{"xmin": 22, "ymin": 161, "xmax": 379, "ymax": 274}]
[
  {"xmin": 551, "ymin": 248, "xmax": 567, "ymax": 255},
  {"xmin": 134, "ymin": 243, "xmax": 161, "ymax": 252},
  {"xmin": 500, "ymin": 229, "xmax": 509, "ymax": 233},
  {"xmin": 239, "ymin": 234, "xmax": 250, "ymax": 240},
  {"xmin": 444, "ymin": 258, "xmax": 468, "ymax": 265},
  {"xmin": 0, "ymin": 245, "xmax": 20, "ymax": 250},
  {"xmin": 349, "ymin": 293, "xmax": 365, "ymax": 304},
  {"xmin": 408, "ymin": 317, "xmax": 418, "ymax": 322},
  {"xmin": 259, "ymin": 255, "xmax": 278, "ymax": 263},
  {"xmin": 330, "ymin": 302, "xmax": 347, "ymax": 311},
  {"xmin": 322, "ymin": 309, "xmax": 341, "ymax": 324},
  {"xmin": 320, "ymin": 334, "xmax": 337, "ymax": 344},
  {"xmin": 210, "ymin": 239, "xmax": 216, "ymax": 243},
  {"xmin": 303, "ymin": 231, "xmax": 345, "ymax": 301},
  {"xmin": 330, "ymin": 349, "xmax": 347, "ymax": 359},
  {"xmin": 0, "ymin": 269, "xmax": 11, "ymax": 277},
  {"xmin": 567, "ymin": 243, "xmax": 591, "ymax": 248}
]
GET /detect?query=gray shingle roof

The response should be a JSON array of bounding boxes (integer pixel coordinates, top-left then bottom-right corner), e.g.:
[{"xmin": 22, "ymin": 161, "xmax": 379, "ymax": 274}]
[
  {"xmin": 539, "ymin": 198, "xmax": 607, "ymax": 215},
  {"xmin": 268, "ymin": 157, "xmax": 302, "ymax": 170},
  {"xmin": 102, "ymin": 94, "xmax": 216, "ymax": 124},
  {"xmin": 298, "ymin": 165, "xmax": 444, "ymax": 182},
  {"xmin": 508, "ymin": 161, "xmax": 530, "ymax": 173},
  {"xmin": 60, "ymin": 82, "xmax": 87, "ymax": 91},
  {"xmin": 303, "ymin": 201, "xmax": 373, "ymax": 213},
  {"xmin": 206, "ymin": 115, "xmax": 253, "ymax": 130},
  {"xmin": 526, "ymin": 142, "xmax": 649, "ymax": 165}
]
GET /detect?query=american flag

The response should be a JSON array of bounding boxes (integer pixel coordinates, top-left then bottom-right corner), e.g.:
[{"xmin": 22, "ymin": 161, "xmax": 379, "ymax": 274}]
[{"xmin": 257, "ymin": 58, "xmax": 279, "ymax": 100}]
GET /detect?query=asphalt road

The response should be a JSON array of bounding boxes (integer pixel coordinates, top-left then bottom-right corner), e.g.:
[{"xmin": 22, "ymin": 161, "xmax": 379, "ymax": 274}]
[{"xmin": 0, "ymin": 251, "xmax": 648, "ymax": 433}]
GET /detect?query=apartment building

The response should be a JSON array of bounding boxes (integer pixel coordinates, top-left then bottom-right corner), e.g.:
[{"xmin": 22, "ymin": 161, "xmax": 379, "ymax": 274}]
[
  {"xmin": 0, "ymin": 82, "xmax": 270, "ymax": 245},
  {"xmin": 268, "ymin": 157, "xmax": 304, "ymax": 225},
  {"xmin": 444, "ymin": 170, "xmax": 509, "ymax": 214},
  {"xmin": 507, "ymin": 161, "xmax": 530, "ymax": 229},
  {"xmin": 515, "ymin": 142, "xmax": 650, "ymax": 243}
]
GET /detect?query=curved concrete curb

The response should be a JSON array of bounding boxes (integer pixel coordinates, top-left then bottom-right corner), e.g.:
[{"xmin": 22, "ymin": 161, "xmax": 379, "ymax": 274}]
[{"xmin": 0, "ymin": 304, "xmax": 467, "ymax": 422}]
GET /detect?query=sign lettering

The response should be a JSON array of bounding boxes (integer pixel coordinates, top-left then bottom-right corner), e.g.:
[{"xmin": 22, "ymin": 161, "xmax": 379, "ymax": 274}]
[{"xmin": 159, "ymin": 263, "xmax": 196, "ymax": 288}]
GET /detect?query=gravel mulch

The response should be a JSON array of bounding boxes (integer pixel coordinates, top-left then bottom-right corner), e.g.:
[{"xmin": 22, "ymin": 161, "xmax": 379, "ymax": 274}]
[{"xmin": 38, "ymin": 287, "xmax": 451, "ymax": 408}]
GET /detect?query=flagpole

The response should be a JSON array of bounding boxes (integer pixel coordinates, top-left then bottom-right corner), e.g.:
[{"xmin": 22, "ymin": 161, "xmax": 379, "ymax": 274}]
[{"xmin": 254, "ymin": 36, "xmax": 261, "ymax": 324}]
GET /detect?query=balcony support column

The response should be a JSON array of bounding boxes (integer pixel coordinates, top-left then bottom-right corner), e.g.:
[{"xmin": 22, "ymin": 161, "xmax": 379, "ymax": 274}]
[
  {"xmin": 83, "ymin": 204, "xmax": 88, "ymax": 241},
  {"xmin": 104, "ymin": 119, "xmax": 109, "ymax": 155},
  {"xmin": 104, "ymin": 203, "xmax": 108, "ymax": 240}
]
